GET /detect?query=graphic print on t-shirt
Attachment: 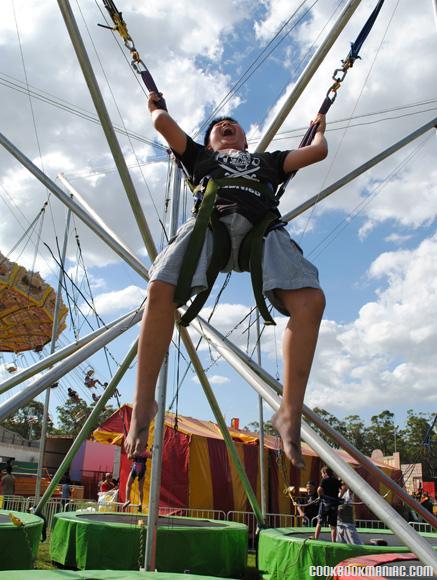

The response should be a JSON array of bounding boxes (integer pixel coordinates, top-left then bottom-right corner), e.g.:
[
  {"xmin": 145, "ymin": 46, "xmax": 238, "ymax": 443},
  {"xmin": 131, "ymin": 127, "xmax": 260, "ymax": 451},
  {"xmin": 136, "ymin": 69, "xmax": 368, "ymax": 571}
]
[{"xmin": 216, "ymin": 150, "xmax": 261, "ymax": 181}]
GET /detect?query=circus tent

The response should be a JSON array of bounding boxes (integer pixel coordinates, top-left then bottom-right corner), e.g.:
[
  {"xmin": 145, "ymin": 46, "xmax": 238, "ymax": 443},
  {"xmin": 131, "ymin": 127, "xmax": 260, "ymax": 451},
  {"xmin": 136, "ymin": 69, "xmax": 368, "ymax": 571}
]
[{"xmin": 93, "ymin": 405, "xmax": 403, "ymax": 518}]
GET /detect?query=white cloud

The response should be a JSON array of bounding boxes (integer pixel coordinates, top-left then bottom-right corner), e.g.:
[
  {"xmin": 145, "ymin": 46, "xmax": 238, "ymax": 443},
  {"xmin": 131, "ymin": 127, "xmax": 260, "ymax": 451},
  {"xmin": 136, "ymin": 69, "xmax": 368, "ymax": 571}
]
[
  {"xmin": 192, "ymin": 374, "xmax": 230, "ymax": 385},
  {"xmin": 80, "ymin": 285, "xmax": 146, "ymax": 316}
]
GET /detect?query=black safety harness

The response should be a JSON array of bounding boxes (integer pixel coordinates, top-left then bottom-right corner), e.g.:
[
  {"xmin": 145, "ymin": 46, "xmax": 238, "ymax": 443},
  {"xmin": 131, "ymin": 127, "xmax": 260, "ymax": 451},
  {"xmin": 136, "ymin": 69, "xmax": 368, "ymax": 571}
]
[{"xmin": 174, "ymin": 176, "xmax": 282, "ymax": 326}]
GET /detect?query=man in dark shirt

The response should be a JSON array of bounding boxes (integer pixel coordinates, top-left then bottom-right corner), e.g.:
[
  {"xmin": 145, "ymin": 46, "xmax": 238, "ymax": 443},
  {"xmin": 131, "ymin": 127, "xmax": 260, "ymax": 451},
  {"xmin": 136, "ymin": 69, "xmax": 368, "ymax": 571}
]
[
  {"xmin": 297, "ymin": 481, "xmax": 319, "ymax": 525},
  {"xmin": 314, "ymin": 466, "xmax": 342, "ymax": 541}
]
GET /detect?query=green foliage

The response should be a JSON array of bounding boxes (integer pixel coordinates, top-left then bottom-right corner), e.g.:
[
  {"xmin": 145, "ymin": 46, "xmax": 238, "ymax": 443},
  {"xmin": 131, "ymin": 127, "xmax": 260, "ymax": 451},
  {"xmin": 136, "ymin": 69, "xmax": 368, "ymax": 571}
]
[
  {"xmin": 55, "ymin": 399, "xmax": 115, "ymax": 436},
  {"xmin": 1, "ymin": 401, "xmax": 46, "ymax": 440},
  {"xmin": 249, "ymin": 408, "xmax": 436, "ymax": 479},
  {"xmin": 244, "ymin": 419, "xmax": 276, "ymax": 436}
]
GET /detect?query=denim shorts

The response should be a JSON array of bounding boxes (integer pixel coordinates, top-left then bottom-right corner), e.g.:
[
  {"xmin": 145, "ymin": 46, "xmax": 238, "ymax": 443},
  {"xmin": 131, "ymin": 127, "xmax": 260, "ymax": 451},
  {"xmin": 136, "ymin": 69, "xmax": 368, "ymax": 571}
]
[{"xmin": 149, "ymin": 213, "xmax": 321, "ymax": 316}]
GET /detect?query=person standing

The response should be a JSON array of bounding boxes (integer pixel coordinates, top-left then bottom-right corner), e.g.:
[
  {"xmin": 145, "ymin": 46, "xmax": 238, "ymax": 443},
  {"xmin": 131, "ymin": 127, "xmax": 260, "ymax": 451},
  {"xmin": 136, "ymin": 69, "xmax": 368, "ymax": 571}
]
[
  {"xmin": 313, "ymin": 466, "xmax": 342, "ymax": 542},
  {"xmin": 1, "ymin": 465, "xmax": 16, "ymax": 510},
  {"xmin": 336, "ymin": 483, "xmax": 363, "ymax": 544},
  {"xmin": 297, "ymin": 480, "xmax": 319, "ymax": 525},
  {"xmin": 61, "ymin": 477, "xmax": 72, "ymax": 509},
  {"xmin": 98, "ymin": 472, "xmax": 115, "ymax": 494}
]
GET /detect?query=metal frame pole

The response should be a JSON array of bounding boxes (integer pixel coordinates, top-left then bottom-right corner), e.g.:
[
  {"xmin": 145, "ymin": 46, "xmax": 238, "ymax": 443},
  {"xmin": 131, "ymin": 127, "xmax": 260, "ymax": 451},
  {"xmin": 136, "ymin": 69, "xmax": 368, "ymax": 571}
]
[
  {"xmin": 0, "ymin": 132, "xmax": 148, "ymax": 279},
  {"xmin": 0, "ymin": 308, "xmax": 143, "ymax": 423},
  {"xmin": 255, "ymin": 0, "xmax": 363, "ymax": 153},
  {"xmin": 256, "ymin": 314, "xmax": 267, "ymax": 516},
  {"xmin": 58, "ymin": 174, "xmax": 139, "ymax": 260},
  {"xmin": 0, "ymin": 310, "xmax": 137, "ymax": 395},
  {"xmin": 187, "ymin": 312, "xmax": 437, "ymax": 570},
  {"xmin": 57, "ymin": 0, "xmax": 156, "ymax": 260},
  {"xmin": 281, "ymin": 116, "xmax": 437, "ymax": 223},
  {"xmin": 35, "ymin": 339, "xmax": 139, "ymax": 515},
  {"xmin": 35, "ymin": 206, "xmax": 72, "ymax": 503},
  {"xmin": 144, "ymin": 166, "xmax": 182, "ymax": 571},
  {"xmin": 143, "ymin": 354, "xmax": 168, "ymax": 571},
  {"xmin": 191, "ymin": 313, "xmax": 437, "ymax": 529}
]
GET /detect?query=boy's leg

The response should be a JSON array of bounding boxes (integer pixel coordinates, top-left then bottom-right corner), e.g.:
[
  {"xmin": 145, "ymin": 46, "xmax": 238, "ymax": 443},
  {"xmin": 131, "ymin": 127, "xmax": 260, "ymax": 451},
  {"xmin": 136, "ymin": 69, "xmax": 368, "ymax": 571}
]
[
  {"xmin": 123, "ymin": 475, "xmax": 133, "ymax": 509},
  {"xmin": 125, "ymin": 281, "xmax": 177, "ymax": 458},
  {"xmin": 139, "ymin": 477, "xmax": 145, "ymax": 507},
  {"xmin": 271, "ymin": 287, "xmax": 325, "ymax": 468}
]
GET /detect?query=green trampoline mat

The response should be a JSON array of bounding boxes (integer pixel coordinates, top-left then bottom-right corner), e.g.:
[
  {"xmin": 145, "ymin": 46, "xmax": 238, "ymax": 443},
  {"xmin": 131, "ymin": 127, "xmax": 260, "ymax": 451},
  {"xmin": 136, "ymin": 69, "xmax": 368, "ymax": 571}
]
[
  {"xmin": 0, "ymin": 571, "xmax": 234, "ymax": 580},
  {"xmin": 258, "ymin": 527, "xmax": 437, "ymax": 580},
  {"xmin": 0, "ymin": 509, "xmax": 43, "ymax": 570},
  {"xmin": 51, "ymin": 512, "xmax": 248, "ymax": 577}
]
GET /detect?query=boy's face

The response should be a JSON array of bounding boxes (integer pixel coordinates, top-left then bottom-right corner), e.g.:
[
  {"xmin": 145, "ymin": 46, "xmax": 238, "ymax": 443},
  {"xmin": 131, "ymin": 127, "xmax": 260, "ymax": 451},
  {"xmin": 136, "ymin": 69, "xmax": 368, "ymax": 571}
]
[{"xmin": 207, "ymin": 119, "xmax": 247, "ymax": 151}]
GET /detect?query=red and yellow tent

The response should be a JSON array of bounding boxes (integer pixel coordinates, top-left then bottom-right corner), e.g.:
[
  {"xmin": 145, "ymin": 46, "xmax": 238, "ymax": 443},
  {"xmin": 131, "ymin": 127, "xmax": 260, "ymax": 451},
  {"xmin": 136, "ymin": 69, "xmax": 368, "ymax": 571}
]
[{"xmin": 93, "ymin": 405, "xmax": 402, "ymax": 517}]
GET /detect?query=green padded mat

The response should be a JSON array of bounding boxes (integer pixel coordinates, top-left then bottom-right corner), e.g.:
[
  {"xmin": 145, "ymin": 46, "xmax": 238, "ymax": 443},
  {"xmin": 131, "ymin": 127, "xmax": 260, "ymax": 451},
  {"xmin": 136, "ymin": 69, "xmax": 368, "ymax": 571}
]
[
  {"xmin": 50, "ymin": 512, "xmax": 248, "ymax": 577},
  {"xmin": 0, "ymin": 571, "xmax": 234, "ymax": 579},
  {"xmin": 258, "ymin": 527, "xmax": 437, "ymax": 580},
  {"xmin": 0, "ymin": 509, "xmax": 44, "ymax": 570}
]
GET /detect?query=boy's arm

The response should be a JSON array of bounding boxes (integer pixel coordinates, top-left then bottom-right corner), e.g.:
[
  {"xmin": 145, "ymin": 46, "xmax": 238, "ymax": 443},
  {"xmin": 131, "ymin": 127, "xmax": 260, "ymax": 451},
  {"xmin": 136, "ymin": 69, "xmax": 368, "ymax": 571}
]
[
  {"xmin": 283, "ymin": 113, "xmax": 328, "ymax": 173},
  {"xmin": 149, "ymin": 92, "xmax": 187, "ymax": 156}
]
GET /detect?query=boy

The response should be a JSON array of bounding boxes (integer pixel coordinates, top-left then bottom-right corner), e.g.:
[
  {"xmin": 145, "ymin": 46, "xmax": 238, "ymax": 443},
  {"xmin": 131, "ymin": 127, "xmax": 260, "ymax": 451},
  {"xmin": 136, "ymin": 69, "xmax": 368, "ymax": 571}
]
[
  {"xmin": 125, "ymin": 91, "xmax": 327, "ymax": 468},
  {"xmin": 123, "ymin": 447, "xmax": 152, "ymax": 512},
  {"xmin": 314, "ymin": 466, "xmax": 342, "ymax": 541}
]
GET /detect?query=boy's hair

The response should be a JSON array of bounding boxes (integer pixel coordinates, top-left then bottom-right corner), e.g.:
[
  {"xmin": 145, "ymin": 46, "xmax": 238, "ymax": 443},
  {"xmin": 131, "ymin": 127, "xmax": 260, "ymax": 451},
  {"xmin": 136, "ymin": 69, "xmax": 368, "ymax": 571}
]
[
  {"xmin": 306, "ymin": 480, "xmax": 316, "ymax": 487},
  {"xmin": 321, "ymin": 465, "xmax": 334, "ymax": 477},
  {"xmin": 203, "ymin": 116, "xmax": 240, "ymax": 146}
]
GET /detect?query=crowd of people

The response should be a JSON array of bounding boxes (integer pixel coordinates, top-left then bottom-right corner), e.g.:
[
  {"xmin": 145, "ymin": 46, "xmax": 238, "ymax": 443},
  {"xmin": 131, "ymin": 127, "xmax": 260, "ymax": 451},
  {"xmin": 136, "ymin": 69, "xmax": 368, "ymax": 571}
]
[{"xmin": 291, "ymin": 465, "xmax": 435, "ymax": 544}]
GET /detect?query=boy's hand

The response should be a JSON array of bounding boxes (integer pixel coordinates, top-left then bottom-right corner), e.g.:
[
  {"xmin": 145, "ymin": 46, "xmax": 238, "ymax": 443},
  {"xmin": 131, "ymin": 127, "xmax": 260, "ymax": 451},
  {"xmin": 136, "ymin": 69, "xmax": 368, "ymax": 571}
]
[
  {"xmin": 148, "ymin": 91, "xmax": 167, "ymax": 113},
  {"xmin": 311, "ymin": 113, "xmax": 326, "ymax": 134}
]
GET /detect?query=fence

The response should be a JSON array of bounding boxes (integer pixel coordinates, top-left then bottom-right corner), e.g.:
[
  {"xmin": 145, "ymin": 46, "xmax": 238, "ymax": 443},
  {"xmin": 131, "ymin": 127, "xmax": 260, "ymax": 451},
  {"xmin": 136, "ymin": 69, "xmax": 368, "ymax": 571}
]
[
  {"xmin": 409, "ymin": 521, "xmax": 433, "ymax": 533},
  {"xmin": 1, "ymin": 498, "xmax": 433, "ymax": 546},
  {"xmin": 355, "ymin": 519, "xmax": 388, "ymax": 530}
]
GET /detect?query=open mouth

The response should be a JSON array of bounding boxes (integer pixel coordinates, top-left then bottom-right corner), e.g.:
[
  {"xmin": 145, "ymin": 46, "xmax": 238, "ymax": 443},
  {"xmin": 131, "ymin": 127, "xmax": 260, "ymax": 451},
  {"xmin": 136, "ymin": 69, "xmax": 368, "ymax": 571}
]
[{"xmin": 222, "ymin": 126, "xmax": 234, "ymax": 137}]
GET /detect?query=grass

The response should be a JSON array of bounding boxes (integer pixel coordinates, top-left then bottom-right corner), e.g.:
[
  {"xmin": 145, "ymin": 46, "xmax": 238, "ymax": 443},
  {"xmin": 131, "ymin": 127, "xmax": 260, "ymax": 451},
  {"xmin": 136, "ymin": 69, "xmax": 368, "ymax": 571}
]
[{"xmin": 34, "ymin": 540, "xmax": 55, "ymax": 570}]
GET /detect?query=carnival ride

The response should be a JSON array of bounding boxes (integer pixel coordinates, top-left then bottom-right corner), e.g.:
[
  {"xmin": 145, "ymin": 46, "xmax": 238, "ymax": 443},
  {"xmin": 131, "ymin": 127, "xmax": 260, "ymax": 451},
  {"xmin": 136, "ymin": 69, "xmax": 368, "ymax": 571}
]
[{"xmin": 0, "ymin": 0, "xmax": 436, "ymax": 576}]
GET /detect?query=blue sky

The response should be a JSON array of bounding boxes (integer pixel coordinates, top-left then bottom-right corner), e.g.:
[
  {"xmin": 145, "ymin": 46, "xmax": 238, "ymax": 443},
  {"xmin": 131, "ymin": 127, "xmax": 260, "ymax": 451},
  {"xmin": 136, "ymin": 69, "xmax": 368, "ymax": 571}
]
[{"xmin": 1, "ymin": 0, "xmax": 437, "ymax": 436}]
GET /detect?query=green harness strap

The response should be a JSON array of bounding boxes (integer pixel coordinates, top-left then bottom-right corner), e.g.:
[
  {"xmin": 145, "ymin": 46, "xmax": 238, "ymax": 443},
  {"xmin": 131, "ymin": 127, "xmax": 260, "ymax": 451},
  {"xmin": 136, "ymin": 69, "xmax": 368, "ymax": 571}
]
[
  {"xmin": 174, "ymin": 178, "xmax": 218, "ymax": 307},
  {"xmin": 238, "ymin": 210, "xmax": 279, "ymax": 326},
  {"xmin": 178, "ymin": 211, "xmax": 230, "ymax": 327},
  {"xmin": 175, "ymin": 177, "xmax": 279, "ymax": 327}
]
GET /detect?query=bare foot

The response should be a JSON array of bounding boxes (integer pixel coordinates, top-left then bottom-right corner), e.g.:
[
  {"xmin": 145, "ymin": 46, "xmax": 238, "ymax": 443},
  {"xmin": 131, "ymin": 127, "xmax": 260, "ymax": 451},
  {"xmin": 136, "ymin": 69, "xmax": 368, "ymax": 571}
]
[
  {"xmin": 124, "ymin": 400, "xmax": 158, "ymax": 459},
  {"xmin": 271, "ymin": 407, "xmax": 305, "ymax": 469}
]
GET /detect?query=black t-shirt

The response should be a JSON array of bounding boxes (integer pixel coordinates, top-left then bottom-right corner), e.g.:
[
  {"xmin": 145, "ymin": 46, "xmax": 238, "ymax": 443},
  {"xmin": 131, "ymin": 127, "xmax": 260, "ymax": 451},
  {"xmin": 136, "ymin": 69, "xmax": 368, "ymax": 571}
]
[
  {"xmin": 320, "ymin": 476, "xmax": 342, "ymax": 500},
  {"xmin": 173, "ymin": 136, "xmax": 290, "ymax": 224},
  {"xmin": 300, "ymin": 492, "xmax": 319, "ymax": 520}
]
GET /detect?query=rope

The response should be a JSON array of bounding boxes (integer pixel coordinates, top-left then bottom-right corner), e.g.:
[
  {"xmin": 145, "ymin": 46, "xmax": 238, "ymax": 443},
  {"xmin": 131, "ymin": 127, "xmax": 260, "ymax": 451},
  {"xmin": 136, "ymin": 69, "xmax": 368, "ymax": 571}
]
[{"xmin": 275, "ymin": 0, "xmax": 388, "ymax": 202}]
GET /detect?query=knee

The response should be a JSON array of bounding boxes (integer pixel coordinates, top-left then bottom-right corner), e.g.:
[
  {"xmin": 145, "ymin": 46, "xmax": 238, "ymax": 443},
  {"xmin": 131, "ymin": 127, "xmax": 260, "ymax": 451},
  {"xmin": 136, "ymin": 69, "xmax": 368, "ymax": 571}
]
[
  {"xmin": 311, "ymin": 289, "xmax": 326, "ymax": 320},
  {"xmin": 282, "ymin": 288, "xmax": 326, "ymax": 322},
  {"xmin": 147, "ymin": 281, "xmax": 176, "ymax": 310}
]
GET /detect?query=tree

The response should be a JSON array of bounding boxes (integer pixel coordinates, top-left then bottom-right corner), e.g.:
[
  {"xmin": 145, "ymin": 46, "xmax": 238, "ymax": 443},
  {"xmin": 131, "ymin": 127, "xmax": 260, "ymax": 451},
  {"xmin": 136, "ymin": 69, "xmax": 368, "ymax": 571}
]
[
  {"xmin": 399, "ymin": 410, "xmax": 436, "ymax": 480},
  {"xmin": 55, "ymin": 399, "xmax": 115, "ymax": 436},
  {"xmin": 1, "ymin": 401, "xmax": 45, "ymax": 440},
  {"xmin": 343, "ymin": 414, "xmax": 371, "ymax": 455},
  {"xmin": 244, "ymin": 419, "xmax": 276, "ymax": 436},
  {"xmin": 308, "ymin": 407, "xmax": 348, "ymax": 447},
  {"xmin": 367, "ymin": 410, "xmax": 396, "ymax": 456}
]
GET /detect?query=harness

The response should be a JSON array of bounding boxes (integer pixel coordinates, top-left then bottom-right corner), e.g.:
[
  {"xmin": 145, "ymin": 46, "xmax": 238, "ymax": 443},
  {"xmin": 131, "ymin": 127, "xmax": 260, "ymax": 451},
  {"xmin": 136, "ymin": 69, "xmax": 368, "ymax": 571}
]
[{"xmin": 175, "ymin": 176, "xmax": 282, "ymax": 327}]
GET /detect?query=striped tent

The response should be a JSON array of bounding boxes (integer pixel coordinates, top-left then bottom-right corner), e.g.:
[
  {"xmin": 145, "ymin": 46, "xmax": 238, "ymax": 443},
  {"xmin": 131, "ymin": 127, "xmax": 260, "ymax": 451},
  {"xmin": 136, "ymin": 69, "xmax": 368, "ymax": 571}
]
[{"xmin": 93, "ymin": 405, "xmax": 402, "ymax": 517}]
